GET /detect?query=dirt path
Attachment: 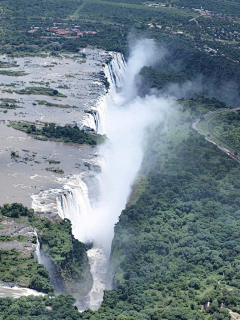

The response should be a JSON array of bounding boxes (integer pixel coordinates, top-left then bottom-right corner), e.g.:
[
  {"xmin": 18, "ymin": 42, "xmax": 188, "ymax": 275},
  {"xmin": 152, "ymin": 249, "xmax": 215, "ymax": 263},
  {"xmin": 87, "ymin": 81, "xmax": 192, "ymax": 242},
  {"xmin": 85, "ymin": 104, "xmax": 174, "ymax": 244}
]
[
  {"xmin": 228, "ymin": 309, "xmax": 240, "ymax": 320},
  {"xmin": 71, "ymin": 0, "xmax": 87, "ymax": 18},
  {"xmin": 189, "ymin": 17, "xmax": 201, "ymax": 28}
]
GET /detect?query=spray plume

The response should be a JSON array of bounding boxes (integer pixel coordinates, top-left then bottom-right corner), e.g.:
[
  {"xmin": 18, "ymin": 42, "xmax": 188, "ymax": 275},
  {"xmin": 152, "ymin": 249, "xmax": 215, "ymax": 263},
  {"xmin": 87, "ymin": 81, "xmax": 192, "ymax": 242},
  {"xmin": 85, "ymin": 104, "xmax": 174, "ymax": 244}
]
[
  {"xmin": 55, "ymin": 38, "xmax": 176, "ymax": 310},
  {"xmin": 62, "ymin": 39, "xmax": 172, "ymax": 254}
]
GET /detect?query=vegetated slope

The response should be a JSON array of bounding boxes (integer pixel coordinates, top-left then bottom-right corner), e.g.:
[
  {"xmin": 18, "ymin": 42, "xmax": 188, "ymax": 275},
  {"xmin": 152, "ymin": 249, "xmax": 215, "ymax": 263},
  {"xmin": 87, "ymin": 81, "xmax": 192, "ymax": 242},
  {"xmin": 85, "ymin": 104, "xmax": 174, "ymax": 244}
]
[
  {"xmin": 38, "ymin": 218, "xmax": 93, "ymax": 301},
  {"xmin": 139, "ymin": 66, "xmax": 186, "ymax": 93},
  {"xmin": 0, "ymin": 203, "xmax": 92, "ymax": 303},
  {"xmin": 138, "ymin": 37, "xmax": 240, "ymax": 106},
  {"xmin": 80, "ymin": 98, "xmax": 240, "ymax": 320},
  {"xmin": 0, "ymin": 294, "xmax": 82, "ymax": 320},
  {"xmin": 0, "ymin": 203, "xmax": 54, "ymax": 294}
]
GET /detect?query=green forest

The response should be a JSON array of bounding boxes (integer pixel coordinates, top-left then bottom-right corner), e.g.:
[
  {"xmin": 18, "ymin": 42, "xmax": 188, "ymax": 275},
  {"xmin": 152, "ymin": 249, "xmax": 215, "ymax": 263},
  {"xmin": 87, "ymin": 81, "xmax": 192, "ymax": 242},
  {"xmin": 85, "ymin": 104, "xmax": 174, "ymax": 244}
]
[
  {"xmin": 1, "ymin": 97, "xmax": 240, "ymax": 319},
  {"xmin": 0, "ymin": 0, "xmax": 240, "ymax": 319},
  {"xmin": 0, "ymin": 0, "xmax": 240, "ymax": 103},
  {"xmin": 76, "ymin": 98, "xmax": 240, "ymax": 320}
]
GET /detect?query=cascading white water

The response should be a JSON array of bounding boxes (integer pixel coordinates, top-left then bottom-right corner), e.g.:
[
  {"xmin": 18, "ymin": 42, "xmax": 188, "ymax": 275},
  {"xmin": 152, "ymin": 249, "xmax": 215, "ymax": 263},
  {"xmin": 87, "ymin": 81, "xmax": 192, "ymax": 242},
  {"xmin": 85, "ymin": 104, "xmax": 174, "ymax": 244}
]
[
  {"xmin": 0, "ymin": 284, "xmax": 46, "ymax": 299},
  {"xmin": 57, "ymin": 39, "xmax": 172, "ymax": 310},
  {"xmin": 56, "ymin": 53, "xmax": 125, "ymax": 310},
  {"xmin": 34, "ymin": 229, "xmax": 67, "ymax": 295},
  {"xmin": 81, "ymin": 52, "xmax": 126, "ymax": 134},
  {"xmin": 57, "ymin": 175, "xmax": 92, "ymax": 239}
]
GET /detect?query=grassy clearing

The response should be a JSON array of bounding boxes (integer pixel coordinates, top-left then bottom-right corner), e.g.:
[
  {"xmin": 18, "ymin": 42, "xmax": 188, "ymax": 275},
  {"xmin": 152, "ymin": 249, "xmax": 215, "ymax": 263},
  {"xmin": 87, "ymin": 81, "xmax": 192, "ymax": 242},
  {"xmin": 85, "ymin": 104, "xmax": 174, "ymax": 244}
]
[
  {"xmin": 91, "ymin": 0, "xmax": 197, "ymax": 17},
  {"xmin": 196, "ymin": 120, "xmax": 209, "ymax": 136},
  {"xmin": 71, "ymin": 0, "xmax": 88, "ymax": 17}
]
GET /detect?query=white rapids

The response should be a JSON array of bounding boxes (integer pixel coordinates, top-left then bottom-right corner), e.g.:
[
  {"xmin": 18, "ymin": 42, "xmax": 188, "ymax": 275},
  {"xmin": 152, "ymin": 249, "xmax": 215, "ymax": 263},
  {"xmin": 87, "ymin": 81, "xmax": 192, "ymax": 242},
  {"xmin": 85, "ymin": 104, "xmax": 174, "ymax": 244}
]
[
  {"xmin": 87, "ymin": 248, "xmax": 108, "ymax": 310},
  {"xmin": 0, "ymin": 284, "xmax": 46, "ymax": 299}
]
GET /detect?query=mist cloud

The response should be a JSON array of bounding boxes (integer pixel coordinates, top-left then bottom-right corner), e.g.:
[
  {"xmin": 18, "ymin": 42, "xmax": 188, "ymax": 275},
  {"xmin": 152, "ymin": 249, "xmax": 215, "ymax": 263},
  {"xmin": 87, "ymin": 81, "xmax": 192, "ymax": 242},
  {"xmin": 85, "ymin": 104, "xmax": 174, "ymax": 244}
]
[
  {"xmin": 58, "ymin": 39, "xmax": 173, "ymax": 255},
  {"xmin": 118, "ymin": 38, "xmax": 167, "ymax": 104}
]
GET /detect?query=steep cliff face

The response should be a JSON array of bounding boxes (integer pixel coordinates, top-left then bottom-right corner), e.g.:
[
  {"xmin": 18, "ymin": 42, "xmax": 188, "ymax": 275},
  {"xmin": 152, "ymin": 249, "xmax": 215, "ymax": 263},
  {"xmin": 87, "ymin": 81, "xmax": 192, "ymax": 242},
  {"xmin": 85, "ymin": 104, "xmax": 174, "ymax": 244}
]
[
  {"xmin": 37, "ymin": 218, "xmax": 93, "ymax": 307},
  {"xmin": 55, "ymin": 52, "xmax": 126, "ymax": 310}
]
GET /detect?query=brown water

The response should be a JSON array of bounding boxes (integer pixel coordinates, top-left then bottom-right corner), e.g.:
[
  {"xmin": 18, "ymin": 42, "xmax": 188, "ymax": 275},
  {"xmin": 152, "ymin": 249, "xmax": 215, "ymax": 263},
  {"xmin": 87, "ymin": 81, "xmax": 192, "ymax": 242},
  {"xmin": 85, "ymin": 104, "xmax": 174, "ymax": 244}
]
[
  {"xmin": 0, "ymin": 49, "xmax": 109, "ymax": 125},
  {"xmin": 0, "ymin": 123, "xmax": 96, "ymax": 206},
  {"xmin": 0, "ymin": 48, "xmax": 109, "ymax": 207}
]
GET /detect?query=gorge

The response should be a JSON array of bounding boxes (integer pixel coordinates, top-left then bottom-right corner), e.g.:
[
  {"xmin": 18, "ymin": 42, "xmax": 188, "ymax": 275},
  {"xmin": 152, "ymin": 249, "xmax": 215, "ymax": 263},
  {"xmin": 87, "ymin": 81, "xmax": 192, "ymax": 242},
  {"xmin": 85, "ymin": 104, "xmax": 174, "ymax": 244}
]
[
  {"xmin": 50, "ymin": 39, "xmax": 173, "ymax": 310},
  {"xmin": 1, "ymin": 0, "xmax": 240, "ymax": 318}
]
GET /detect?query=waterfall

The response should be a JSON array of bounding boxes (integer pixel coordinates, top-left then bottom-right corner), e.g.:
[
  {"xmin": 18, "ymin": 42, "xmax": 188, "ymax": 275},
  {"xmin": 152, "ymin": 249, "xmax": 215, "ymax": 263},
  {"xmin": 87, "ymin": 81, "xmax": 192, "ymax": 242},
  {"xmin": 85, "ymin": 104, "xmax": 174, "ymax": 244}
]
[
  {"xmin": 0, "ymin": 284, "xmax": 46, "ymax": 299},
  {"xmin": 56, "ymin": 175, "xmax": 93, "ymax": 243},
  {"xmin": 34, "ymin": 229, "xmax": 67, "ymax": 295},
  {"xmin": 56, "ymin": 40, "xmax": 170, "ymax": 311},
  {"xmin": 81, "ymin": 113, "xmax": 97, "ymax": 132},
  {"xmin": 28, "ymin": 51, "xmax": 127, "ymax": 310},
  {"xmin": 55, "ymin": 52, "xmax": 126, "ymax": 310},
  {"xmin": 106, "ymin": 52, "xmax": 126, "ymax": 90},
  {"xmin": 81, "ymin": 52, "xmax": 126, "ymax": 134},
  {"xmin": 86, "ymin": 247, "xmax": 108, "ymax": 310},
  {"xmin": 56, "ymin": 52, "xmax": 126, "ymax": 242}
]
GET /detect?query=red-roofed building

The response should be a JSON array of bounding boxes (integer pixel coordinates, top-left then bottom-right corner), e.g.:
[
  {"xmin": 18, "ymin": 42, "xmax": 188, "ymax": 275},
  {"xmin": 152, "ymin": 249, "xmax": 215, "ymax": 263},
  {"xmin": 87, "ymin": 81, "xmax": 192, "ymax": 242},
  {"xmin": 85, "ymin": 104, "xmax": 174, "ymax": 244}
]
[{"xmin": 28, "ymin": 29, "xmax": 38, "ymax": 33}]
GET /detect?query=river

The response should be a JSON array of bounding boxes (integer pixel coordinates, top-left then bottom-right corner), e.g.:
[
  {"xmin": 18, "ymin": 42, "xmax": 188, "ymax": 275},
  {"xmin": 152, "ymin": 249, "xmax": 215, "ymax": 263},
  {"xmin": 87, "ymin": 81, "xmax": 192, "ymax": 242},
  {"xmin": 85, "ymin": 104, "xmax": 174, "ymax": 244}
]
[{"xmin": 1, "ymin": 40, "xmax": 170, "ymax": 310}]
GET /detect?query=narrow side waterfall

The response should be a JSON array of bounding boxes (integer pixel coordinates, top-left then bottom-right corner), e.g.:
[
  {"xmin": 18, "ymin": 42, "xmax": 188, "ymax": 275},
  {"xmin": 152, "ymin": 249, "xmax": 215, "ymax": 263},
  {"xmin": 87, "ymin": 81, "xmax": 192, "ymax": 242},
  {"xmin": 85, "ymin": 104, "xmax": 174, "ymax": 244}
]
[
  {"xmin": 57, "ymin": 39, "xmax": 172, "ymax": 310},
  {"xmin": 34, "ymin": 229, "xmax": 42, "ymax": 264},
  {"xmin": 34, "ymin": 228, "xmax": 67, "ymax": 295},
  {"xmin": 0, "ymin": 284, "xmax": 46, "ymax": 299},
  {"xmin": 0, "ymin": 231, "xmax": 46, "ymax": 299}
]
